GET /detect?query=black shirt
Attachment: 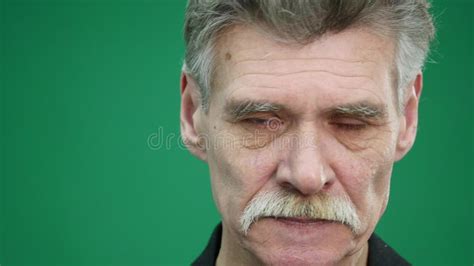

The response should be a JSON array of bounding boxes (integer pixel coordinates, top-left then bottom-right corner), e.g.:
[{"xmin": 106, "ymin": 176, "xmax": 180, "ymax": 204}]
[{"xmin": 192, "ymin": 223, "xmax": 410, "ymax": 266}]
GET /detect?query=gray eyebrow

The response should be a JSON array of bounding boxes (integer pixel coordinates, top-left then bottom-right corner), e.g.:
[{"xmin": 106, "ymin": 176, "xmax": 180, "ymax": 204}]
[
  {"xmin": 329, "ymin": 102, "xmax": 388, "ymax": 119},
  {"xmin": 224, "ymin": 99, "xmax": 283, "ymax": 121}
]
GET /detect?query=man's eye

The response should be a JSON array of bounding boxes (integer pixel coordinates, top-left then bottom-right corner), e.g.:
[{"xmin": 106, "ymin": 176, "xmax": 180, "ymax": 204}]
[
  {"xmin": 330, "ymin": 119, "xmax": 368, "ymax": 131},
  {"xmin": 242, "ymin": 117, "xmax": 283, "ymax": 131},
  {"xmin": 333, "ymin": 123, "xmax": 367, "ymax": 130},
  {"xmin": 244, "ymin": 118, "xmax": 269, "ymax": 125}
]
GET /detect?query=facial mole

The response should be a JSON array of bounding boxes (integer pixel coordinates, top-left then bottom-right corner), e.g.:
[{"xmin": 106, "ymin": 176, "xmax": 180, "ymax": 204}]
[{"xmin": 225, "ymin": 52, "xmax": 232, "ymax": 61}]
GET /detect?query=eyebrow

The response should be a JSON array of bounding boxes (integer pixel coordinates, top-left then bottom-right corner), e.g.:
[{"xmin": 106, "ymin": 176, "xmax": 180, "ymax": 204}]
[
  {"xmin": 224, "ymin": 99, "xmax": 387, "ymax": 122},
  {"xmin": 224, "ymin": 99, "xmax": 284, "ymax": 121},
  {"xmin": 325, "ymin": 101, "xmax": 388, "ymax": 120}
]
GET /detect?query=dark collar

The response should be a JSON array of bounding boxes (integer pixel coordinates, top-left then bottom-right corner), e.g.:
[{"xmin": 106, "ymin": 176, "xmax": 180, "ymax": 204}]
[{"xmin": 192, "ymin": 223, "xmax": 410, "ymax": 266}]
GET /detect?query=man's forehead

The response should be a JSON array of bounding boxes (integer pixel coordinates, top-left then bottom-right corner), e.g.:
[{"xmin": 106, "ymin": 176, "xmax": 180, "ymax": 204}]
[
  {"xmin": 208, "ymin": 25, "xmax": 397, "ymax": 114},
  {"xmin": 217, "ymin": 70, "xmax": 390, "ymax": 111},
  {"xmin": 215, "ymin": 25, "xmax": 395, "ymax": 69},
  {"xmin": 212, "ymin": 25, "xmax": 396, "ymax": 95}
]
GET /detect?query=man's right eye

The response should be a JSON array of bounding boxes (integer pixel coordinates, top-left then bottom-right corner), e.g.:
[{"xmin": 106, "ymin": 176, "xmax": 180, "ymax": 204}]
[
  {"xmin": 243, "ymin": 118, "xmax": 269, "ymax": 125},
  {"xmin": 242, "ymin": 117, "xmax": 284, "ymax": 132}
]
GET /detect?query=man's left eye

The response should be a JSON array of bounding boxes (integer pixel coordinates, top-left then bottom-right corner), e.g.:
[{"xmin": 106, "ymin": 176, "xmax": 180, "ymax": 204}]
[
  {"xmin": 332, "ymin": 123, "xmax": 368, "ymax": 131},
  {"xmin": 330, "ymin": 119, "xmax": 368, "ymax": 131}
]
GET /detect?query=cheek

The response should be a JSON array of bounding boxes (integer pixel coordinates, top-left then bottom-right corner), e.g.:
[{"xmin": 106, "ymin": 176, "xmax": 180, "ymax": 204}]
[
  {"xmin": 206, "ymin": 129, "xmax": 279, "ymax": 218},
  {"xmin": 325, "ymin": 130, "xmax": 397, "ymax": 220}
]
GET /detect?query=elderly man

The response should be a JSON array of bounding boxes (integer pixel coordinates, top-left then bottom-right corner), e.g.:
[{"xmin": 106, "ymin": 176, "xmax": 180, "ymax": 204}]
[{"xmin": 180, "ymin": 1, "xmax": 434, "ymax": 265}]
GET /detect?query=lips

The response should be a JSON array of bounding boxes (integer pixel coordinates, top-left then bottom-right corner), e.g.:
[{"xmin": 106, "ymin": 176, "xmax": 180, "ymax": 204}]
[{"xmin": 269, "ymin": 216, "xmax": 336, "ymax": 225}]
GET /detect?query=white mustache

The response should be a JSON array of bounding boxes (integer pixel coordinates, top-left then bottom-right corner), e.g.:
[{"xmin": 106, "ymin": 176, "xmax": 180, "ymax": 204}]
[{"xmin": 239, "ymin": 190, "xmax": 361, "ymax": 235}]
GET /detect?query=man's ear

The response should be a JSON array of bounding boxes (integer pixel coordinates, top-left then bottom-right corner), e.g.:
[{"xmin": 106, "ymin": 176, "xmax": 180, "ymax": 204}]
[
  {"xmin": 180, "ymin": 72, "xmax": 207, "ymax": 161},
  {"xmin": 395, "ymin": 73, "xmax": 423, "ymax": 161}
]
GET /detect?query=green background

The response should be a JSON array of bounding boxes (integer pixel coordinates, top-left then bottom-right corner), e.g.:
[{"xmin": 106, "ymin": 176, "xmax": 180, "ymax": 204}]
[{"xmin": 1, "ymin": 0, "xmax": 472, "ymax": 265}]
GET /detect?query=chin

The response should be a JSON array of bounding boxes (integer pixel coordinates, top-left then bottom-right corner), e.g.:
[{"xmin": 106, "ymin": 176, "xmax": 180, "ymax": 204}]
[
  {"xmin": 242, "ymin": 218, "xmax": 361, "ymax": 265},
  {"xmin": 257, "ymin": 249, "xmax": 344, "ymax": 266}
]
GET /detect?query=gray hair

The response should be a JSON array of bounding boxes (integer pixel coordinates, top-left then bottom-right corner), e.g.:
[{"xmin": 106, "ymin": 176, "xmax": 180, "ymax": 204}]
[{"xmin": 183, "ymin": 0, "xmax": 435, "ymax": 112}]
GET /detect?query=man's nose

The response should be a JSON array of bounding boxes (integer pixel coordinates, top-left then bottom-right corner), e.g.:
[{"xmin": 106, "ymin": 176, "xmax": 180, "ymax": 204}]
[{"xmin": 275, "ymin": 131, "xmax": 334, "ymax": 196}]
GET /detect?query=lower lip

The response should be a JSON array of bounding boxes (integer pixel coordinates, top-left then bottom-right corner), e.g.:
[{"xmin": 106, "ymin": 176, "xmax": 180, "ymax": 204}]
[{"xmin": 272, "ymin": 217, "xmax": 336, "ymax": 227}]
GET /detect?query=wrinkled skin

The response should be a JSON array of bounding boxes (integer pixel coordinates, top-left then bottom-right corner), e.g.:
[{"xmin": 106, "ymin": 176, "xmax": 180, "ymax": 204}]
[{"xmin": 181, "ymin": 25, "xmax": 422, "ymax": 266}]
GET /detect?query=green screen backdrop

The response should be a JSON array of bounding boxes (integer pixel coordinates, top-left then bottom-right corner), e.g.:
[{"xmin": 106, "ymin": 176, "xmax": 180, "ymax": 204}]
[{"xmin": 1, "ymin": 0, "xmax": 472, "ymax": 265}]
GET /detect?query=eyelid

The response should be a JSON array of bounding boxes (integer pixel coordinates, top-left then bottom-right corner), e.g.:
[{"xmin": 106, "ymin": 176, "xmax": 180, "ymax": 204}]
[
  {"xmin": 330, "ymin": 113, "xmax": 380, "ymax": 124},
  {"xmin": 240, "ymin": 112, "xmax": 280, "ymax": 120},
  {"xmin": 332, "ymin": 123, "xmax": 368, "ymax": 130},
  {"xmin": 243, "ymin": 115, "xmax": 282, "ymax": 124},
  {"xmin": 243, "ymin": 117, "xmax": 270, "ymax": 124},
  {"xmin": 241, "ymin": 114, "xmax": 286, "ymax": 132},
  {"xmin": 329, "ymin": 117, "xmax": 370, "ymax": 130},
  {"xmin": 332, "ymin": 117, "xmax": 367, "ymax": 124}
]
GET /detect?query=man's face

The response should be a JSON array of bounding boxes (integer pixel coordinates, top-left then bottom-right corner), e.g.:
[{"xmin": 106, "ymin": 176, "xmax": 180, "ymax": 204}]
[{"xmin": 183, "ymin": 25, "xmax": 419, "ymax": 265}]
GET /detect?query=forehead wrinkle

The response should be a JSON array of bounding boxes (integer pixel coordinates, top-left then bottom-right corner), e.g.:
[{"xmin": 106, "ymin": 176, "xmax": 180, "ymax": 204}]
[
  {"xmin": 232, "ymin": 70, "xmax": 372, "ymax": 81},
  {"xmin": 225, "ymin": 71, "xmax": 380, "ymax": 101},
  {"xmin": 227, "ymin": 57, "xmax": 378, "ymax": 75},
  {"xmin": 224, "ymin": 57, "xmax": 379, "ymax": 84},
  {"xmin": 335, "ymin": 84, "xmax": 384, "ymax": 100},
  {"xmin": 231, "ymin": 57, "xmax": 378, "ymax": 65}
]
